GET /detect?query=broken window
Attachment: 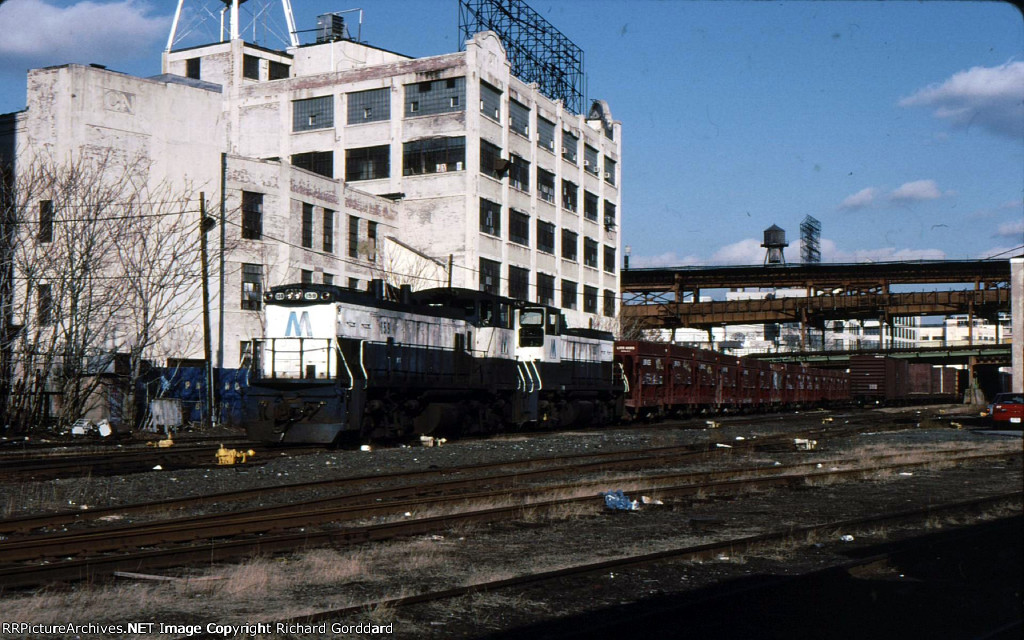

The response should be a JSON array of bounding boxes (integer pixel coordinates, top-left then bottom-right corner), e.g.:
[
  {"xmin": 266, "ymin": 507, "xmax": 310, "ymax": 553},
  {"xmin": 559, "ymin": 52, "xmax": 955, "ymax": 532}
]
[
  {"xmin": 537, "ymin": 118, "xmax": 555, "ymax": 153},
  {"xmin": 480, "ymin": 81, "xmax": 501, "ymax": 121},
  {"xmin": 241, "ymin": 263, "xmax": 262, "ymax": 310},
  {"xmin": 348, "ymin": 87, "xmax": 389, "ymax": 124},
  {"xmin": 405, "ymin": 77, "xmax": 465, "ymax": 117},
  {"xmin": 584, "ymin": 191, "xmax": 598, "ymax": 222},
  {"xmin": 509, "ymin": 99, "xmax": 530, "ymax": 138},
  {"xmin": 479, "ymin": 257, "xmax": 500, "ymax": 295},
  {"xmin": 562, "ymin": 180, "xmax": 578, "ymax": 212},
  {"xmin": 293, "ymin": 95, "xmax": 334, "ymax": 132},
  {"xmin": 479, "ymin": 198, "xmax": 501, "ymax": 237},
  {"xmin": 480, "ymin": 139, "xmax": 504, "ymax": 180},
  {"xmin": 403, "ymin": 137, "xmax": 465, "ymax": 176},
  {"xmin": 562, "ymin": 130, "xmax": 578, "ymax": 164},
  {"xmin": 584, "ymin": 237, "xmax": 599, "ymax": 268},
  {"xmin": 241, "ymin": 191, "xmax": 262, "ymax": 240},
  {"xmin": 345, "ymin": 145, "xmax": 389, "ymax": 181},
  {"xmin": 508, "ymin": 154, "xmax": 530, "ymax": 192},
  {"xmin": 537, "ymin": 168, "xmax": 555, "ymax": 204},
  {"xmin": 509, "ymin": 209, "xmax": 530, "ymax": 247},
  {"xmin": 292, "ymin": 151, "xmax": 333, "ymax": 178},
  {"xmin": 537, "ymin": 273, "xmax": 555, "ymax": 306}
]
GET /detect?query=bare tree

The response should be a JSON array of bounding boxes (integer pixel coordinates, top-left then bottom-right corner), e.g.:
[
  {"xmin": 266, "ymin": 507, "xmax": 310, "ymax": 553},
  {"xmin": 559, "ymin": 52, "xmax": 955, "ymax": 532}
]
[
  {"xmin": 1, "ymin": 153, "xmax": 207, "ymax": 434},
  {"xmin": 370, "ymin": 235, "xmax": 448, "ymax": 297}
]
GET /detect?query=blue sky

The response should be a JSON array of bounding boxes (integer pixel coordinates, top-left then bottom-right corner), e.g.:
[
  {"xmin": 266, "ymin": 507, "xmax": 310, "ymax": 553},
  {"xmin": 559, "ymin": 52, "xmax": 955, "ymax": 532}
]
[{"xmin": 1, "ymin": 0, "xmax": 1021, "ymax": 266}]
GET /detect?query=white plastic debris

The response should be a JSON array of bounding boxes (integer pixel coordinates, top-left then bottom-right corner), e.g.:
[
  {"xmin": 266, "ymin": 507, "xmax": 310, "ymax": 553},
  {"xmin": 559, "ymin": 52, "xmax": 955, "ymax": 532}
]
[
  {"xmin": 360, "ymin": 444, "xmax": 372, "ymax": 452},
  {"xmin": 152, "ymin": 465, "xmax": 163, "ymax": 470},
  {"xmin": 640, "ymin": 496, "xmax": 664, "ymax": 505},
  {"xmin": 816, "ymin": 463, "xmax": 823, "ymax": 468},
  {"xmin": 735, "ymin": 436, "xmax": 746, "ymax": 441},
  {"xmin": 794, "ymin": 438, "xmax": 818, "ymax": 451},
  {"xmin": 774, "ymin": 461, "xmax": 782, "ymax": 466},
  {"xmin": 840, "ymin": 534, "xmax": 855, "ymax": 542},
  {"xmin": 705, "ymin": 420, "xmax": 720, "ymax": 429},
  {"xmin": 96, "ymin": 420, "xmax": 112, "ymax": 438},
  {"xmin": 899, "ymin": 472, "xmax": 914, "ymax": 476},
  {"xmin": 715, "ymin": 443, "xmax": 733, "ymax": 449}
]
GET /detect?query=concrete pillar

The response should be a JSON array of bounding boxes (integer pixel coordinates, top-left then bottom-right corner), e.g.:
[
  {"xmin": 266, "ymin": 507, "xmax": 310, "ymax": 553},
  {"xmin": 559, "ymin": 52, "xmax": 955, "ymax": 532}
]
[{"xmin": 1012, "ymin": 257, "xmax": 1023, "ymax": 393}]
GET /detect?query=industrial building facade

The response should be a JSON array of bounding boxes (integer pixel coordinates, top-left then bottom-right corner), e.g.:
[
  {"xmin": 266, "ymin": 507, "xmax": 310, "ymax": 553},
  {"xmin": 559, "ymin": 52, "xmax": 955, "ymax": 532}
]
[{"xmin": 1, "ymin": 29, "xmax": 621, "ymax": 371}]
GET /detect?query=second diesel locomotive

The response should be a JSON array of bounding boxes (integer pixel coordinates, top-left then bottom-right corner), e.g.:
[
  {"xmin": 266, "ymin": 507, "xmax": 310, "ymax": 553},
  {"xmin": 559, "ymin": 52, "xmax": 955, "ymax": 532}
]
[{"xmin": 243, "ymin": 282, "xmax": 621, "ymax": 444}]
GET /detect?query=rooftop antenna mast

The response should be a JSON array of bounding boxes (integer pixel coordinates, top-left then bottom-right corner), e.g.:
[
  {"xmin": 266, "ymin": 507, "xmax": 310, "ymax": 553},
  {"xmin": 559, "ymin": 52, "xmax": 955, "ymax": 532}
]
[
  {"xmin": 167, "ymin": 0, "xmax": 299, "ymax": 51},
  {"xmin": 800, "ymin": 215, "xmax": 821, "ymax": 264}
]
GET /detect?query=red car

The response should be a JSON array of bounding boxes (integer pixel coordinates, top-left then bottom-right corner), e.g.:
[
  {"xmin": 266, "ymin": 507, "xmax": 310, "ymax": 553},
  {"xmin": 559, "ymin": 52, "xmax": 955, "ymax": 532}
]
[{"xmin": 990, "ymin": 393, "xmax": 1024, "ymax": 425}]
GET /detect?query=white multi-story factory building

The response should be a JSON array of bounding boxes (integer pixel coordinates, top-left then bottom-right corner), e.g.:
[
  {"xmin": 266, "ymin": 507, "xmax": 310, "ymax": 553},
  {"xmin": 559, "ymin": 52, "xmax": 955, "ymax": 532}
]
[{"xmin": 1, "ymin": 13, "xmax": 621, "ymax": 370}]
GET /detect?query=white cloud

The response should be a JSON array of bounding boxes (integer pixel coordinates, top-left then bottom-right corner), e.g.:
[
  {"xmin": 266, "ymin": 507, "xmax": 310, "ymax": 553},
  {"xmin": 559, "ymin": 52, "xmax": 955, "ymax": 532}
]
[
  {"xmin": 0, "ymin": 0, "xmax": 168, "ymax": 63},
  {"xmin": 710, "ymin": 238, "xmax": 764, "ymax": 265},
  {"xmin": 889, "ymin": 179, "xmax": 948, "ymax": 204},
  {"xmin": 838, "ymin": 187, "xmax": 879, "ymax": 211},
  {"xmin": 630, "ymin": 251, "xmax": 702, "ymax": 269},
  {"xmin": 818, "ymin": 238, "xmax": 945, "ymax": 263},
  {"xmin": 995, "ymin": 218, "xmax": 1024, "ymax": 239},
  {"xmin": 899, "ymin": 60, "xmax": 1024, "ymax": 139}
]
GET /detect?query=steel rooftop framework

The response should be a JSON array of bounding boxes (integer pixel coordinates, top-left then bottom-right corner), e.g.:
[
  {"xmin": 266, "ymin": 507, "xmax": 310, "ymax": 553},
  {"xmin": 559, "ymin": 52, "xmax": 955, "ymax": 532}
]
[{"xmin": 458, "ymin": 0, "xmax": 586, "ymax": 114}]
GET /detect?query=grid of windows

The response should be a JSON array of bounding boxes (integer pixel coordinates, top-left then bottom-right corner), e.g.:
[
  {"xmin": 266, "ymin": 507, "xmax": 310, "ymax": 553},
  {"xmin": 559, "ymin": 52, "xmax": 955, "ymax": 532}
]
[
  {"xmin": 292, "ymin": 151, "xmax": 333, "ymax": 178},
  {"xmin": 604, "ymin": 200, "xmax": 617, "ymax": 229},
  {"xmin": 537, "ymin": 118, "xmax": 555, "ymax": 153},
  {"xmin": 479, "ymin": 258, "xmax": 501, "ymax": 295},
  {"xmin": 241, "ymin": 191, "xmax": 262, "ymax": 240},
  {"xmin": 583, "ymin": 286, "xmax": 598, "ymax": 314},
  {"xmin": 268, "ymin": 61, "xmax": 289, "ymax": 80},
  {"xmin": 293, "ymin": 96, "xmax": 334, "ymax": 132},
  {"xmin": 480, "ymin": 140, "xmax": 504, "ymax": 180},
  {"xmin": 603, "ymin": 289, "xmax": 616, "ymax": 317},
  {"xmin": 37, "ymin": 283, "xmax": 52, "ymax": 325},
  {"xmin": 323, "ymin": 209, "xmax": 334, "ymax": 253},
  {"xmin": 561, "ymin": 279, "xmax": 577, "ymax": 310},
  {"xmin": 348, "ymin": 215, "xmax": 359, "ymax": 258},
  {"xmin": 561, "ymin": 229, "xmax": 578, "ymax": 261},
  {"xmin": 584, "ymin": 144, "xmax": 599, "ymax": 175},
  {"xmin": 509, "ymin": 209, "xmax": 530, "ymax": 247},
  {"xmin": 537, "ymin": 168, "xmax": 555, "ymax": 204},
  {"xmin": 405, "ymin": 77, "xmax": 465, "ymax": 117},
  {"xmin": 509, "ymin": 100, "xmax": 530, "ymax": 137},
  {"xmin": 243, "ymin": 54, "xmax": 260, "ymax": 80},
  {"xmin": 241, "ymin": 264, "xmax": 262, "ymax": 310},
  {"xmin": 480, "ymin": 198, "xmax": 501, "ymax": 237},
  {"xmin": 508, "ymin": 154, "xmax": 530, "ymax": 192},
  {"xmin": 584, "ymin": 191, "xmax": 598, "ymax": 221},
  {"xmin": 403, "ymin": 137, "xmax": 465, "ymax": 175},
  {"xmin": 537, "ymin": 220, "xmax": 555, "ymax": 254},
  {"xmin": 562, "ymin": 130, "xmax": 578, "ymax": 163},
  {"xmin": 562, "ymin": 180, "xmax": 578, "ymax": 212},
  {"xmin": 345, "ymin": 145, "xmax": 389, "ymax": 181},
  {"xmin": 301, "ymin": 203, "xmax": 314, "ymax": 248},
  {"xmin": 347, "ymin": 87, "xmax": 390, "ymax": 124},
  {"xmin": 604, "ymin": 245, "xmax": 616, "ymax": 274},
  {"xmin": 537, "ymin": 273, "xmax": 555, "ymax": 306},
  {"xmin": 38, "ymin": 200, "xmax": 53, "ymax": 243},
  {"xmin": 584, "ymin": 237, "xmax": 599, "ymax": 268},
  {"xmin": 604, "ymin": 156, "xmax": 617, "ymax": 185},
  {"xmin": 509, "ymin": 265, "xmax": 529, "ymax": 301},
  {"xmin": 480, "ymin": 82, "xmax": 501, "ymax": 121}
]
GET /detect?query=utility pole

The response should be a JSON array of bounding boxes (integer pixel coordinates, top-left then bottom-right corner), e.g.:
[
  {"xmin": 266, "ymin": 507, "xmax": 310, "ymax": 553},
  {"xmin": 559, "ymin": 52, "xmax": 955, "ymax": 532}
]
[{"xmin": 199, "ymin": 193, "xmax": 216, "ymax": 427}]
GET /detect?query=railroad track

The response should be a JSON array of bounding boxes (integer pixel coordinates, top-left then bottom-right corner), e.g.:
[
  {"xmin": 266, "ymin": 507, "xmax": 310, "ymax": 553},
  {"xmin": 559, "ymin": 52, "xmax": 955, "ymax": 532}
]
[
  {"xmin": 179, "ymin": 495, "xmax": 1022, "ymax": 640},
  {"xmin": 0, "ymin": 419, "xmax": 928, "ymax": 534},
  {"xmin": 0, "ymin": 447, "xmax": 1017, "ymax": 588}
]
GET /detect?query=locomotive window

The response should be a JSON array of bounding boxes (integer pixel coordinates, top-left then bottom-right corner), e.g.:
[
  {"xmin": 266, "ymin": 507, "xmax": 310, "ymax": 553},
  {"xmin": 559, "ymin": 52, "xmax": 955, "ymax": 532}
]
[
  {"xmin": 546, "ymin": 312, "xmax": 560, "ymax": 335},
  {"xmin": 520, "ymin": 309, "xmax": 544, "ymax": 326},
  {"xmin": 479, "ymin": 301, "xmax": 494, "ymax": 325}
]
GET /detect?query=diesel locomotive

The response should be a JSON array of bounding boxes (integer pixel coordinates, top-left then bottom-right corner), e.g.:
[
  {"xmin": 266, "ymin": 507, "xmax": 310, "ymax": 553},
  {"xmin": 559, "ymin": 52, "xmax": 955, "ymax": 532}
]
[{"xmin": 243, "ymin": 281, "xmax": 621, "ymax": 444}]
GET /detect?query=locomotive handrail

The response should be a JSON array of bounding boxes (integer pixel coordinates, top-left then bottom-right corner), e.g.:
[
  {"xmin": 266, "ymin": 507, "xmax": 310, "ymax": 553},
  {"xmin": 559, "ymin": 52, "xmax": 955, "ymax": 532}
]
[
  {"xmin": 336, "ymin": 343, "xmax": 355, "ymax": 391},
  {"xmin": 528, "ymin": 360, "xmax": 543, "ymax": 392},
  {"xmin": 617, "ymin": 362, "xmax": 630, "ymax": 393},
  {"xmin": 359, "ymin": 340, "xmax": 369, "ymax": 389}
]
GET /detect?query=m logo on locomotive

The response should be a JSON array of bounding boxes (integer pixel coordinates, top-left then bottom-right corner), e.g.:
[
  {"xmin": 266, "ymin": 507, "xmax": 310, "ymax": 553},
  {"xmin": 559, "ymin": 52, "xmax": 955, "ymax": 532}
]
[{"xmin": 285, "ymin": 311, "xmax": 314, "ymax": 338}]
